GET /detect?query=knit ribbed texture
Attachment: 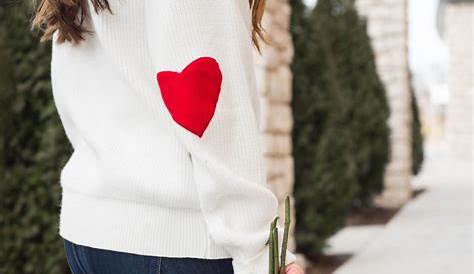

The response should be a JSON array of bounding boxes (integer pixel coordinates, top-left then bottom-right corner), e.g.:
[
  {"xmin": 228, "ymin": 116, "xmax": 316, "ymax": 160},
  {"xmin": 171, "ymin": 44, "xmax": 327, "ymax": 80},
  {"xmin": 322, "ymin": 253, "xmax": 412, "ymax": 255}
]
[{"xmin": 52, "ymin": 0, "xmax": 296, "ymax": 273}]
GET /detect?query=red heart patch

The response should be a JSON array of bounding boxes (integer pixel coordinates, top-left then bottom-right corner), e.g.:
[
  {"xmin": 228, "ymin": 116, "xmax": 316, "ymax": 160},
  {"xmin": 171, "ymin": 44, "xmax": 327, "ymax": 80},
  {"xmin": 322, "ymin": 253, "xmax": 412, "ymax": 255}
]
[{"xmin": 157, "ymin": 57, "xmax": 222, "ymax": 138}]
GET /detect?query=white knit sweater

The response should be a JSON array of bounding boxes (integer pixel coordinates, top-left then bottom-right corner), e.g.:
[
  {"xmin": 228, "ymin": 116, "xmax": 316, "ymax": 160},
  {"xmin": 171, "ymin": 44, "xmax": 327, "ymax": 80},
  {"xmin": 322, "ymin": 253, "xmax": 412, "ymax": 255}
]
[{"xmin": 52, "ymin": 0, "xmax": 295, "ymax": 273}]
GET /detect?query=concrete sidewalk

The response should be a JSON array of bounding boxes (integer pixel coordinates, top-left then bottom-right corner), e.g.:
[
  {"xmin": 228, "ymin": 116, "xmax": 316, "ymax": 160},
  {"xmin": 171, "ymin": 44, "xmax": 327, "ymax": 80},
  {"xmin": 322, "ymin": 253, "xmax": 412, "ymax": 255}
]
[{"xmin": 333, "ymin": 143, "xmax": 473, "ymax": 274}]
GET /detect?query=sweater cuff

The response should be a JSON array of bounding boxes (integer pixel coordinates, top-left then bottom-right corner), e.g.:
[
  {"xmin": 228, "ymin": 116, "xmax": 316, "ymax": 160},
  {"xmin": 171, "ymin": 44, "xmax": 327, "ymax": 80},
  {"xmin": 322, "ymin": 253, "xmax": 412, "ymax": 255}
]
[{"xmin": 232, "ymin": 246, "xmax": 296, "ymax": 274}]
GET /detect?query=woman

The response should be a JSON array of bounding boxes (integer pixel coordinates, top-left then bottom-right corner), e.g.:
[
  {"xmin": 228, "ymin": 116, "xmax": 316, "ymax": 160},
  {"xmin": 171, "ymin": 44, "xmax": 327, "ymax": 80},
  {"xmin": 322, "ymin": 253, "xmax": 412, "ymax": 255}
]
[{"xmin": 33, "ymin": 0, "xmax": 304, "ymax": 273}]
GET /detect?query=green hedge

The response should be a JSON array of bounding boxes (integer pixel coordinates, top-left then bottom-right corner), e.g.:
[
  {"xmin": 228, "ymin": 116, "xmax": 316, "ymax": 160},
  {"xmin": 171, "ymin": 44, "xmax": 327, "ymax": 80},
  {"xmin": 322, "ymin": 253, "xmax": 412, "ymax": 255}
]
[
  {"xmin": 0, "ymin": 2, "xmax": 71, "ymax": 274},
  {"xmin": 334, "ymin": 7, "xmax": 390, "ymax": 207},
  {"xmin": 291, "ymin": 0, "xmax": 390, "ymax": 256},
  {"xmin": 410, "ymin": 77, "xmax": 424, "ymax": 175},
  {"xmin": 291, "ymin": 0, "xmax": 357, "ymax": 255}
]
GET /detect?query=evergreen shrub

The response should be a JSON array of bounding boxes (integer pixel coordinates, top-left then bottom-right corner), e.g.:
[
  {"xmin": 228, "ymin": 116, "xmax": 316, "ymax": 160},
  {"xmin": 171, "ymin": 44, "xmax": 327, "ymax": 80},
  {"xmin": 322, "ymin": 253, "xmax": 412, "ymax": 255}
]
[{"xmin": 0, "ymin": 2, "xmax": 71, "ymax": 273}]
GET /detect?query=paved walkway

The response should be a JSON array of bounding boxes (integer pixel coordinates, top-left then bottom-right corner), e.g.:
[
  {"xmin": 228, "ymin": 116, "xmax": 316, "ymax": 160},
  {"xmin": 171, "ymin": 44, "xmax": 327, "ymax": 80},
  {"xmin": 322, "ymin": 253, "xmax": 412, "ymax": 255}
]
[{"xmin": 333, "ymin": 142, "xmax": 473, "ymax": 274}]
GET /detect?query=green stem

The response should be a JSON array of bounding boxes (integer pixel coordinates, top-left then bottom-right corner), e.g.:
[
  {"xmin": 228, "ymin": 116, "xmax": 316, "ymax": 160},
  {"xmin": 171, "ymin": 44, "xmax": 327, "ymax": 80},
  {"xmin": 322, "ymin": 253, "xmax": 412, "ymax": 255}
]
[
  {"xmin": 271, "ymin": 217, "xmax": 279, "ymax": 230},
  {"xmin": 268, "ymin": 216, "xmax": 278, "ymax": 274},
  {"xmin": 272, "ymin": 227, "xmax": 279, "ymax": 274},
  {"xmin": 268, "ymin": 230, "xmax": 274, "ymax": 274},
  {"xmin": 280, "ymin": 196, "xmax": 291, "ymax": 274}
]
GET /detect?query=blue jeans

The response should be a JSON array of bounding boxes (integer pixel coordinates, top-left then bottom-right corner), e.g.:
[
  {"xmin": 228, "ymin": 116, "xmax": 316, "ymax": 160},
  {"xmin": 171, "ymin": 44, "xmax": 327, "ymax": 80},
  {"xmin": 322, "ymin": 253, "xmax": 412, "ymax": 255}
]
[{"xmin": 63, "ymin": 239, "xmax": 234, "ymax": 274}]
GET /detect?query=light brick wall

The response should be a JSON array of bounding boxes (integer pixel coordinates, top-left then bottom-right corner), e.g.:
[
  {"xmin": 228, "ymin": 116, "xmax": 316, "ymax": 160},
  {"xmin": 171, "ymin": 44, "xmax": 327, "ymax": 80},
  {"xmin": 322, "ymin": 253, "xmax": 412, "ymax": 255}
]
[
  {"xmin": 356, "ymin": 0, "xmax": 413, "ymax": 207},
  {"xmin": 254, "ymin": 0, "xmax": 296, "ymax": 251},
  {"xmin": 444, "ymin": 3, "xmax": 474, "ymax": 160}
]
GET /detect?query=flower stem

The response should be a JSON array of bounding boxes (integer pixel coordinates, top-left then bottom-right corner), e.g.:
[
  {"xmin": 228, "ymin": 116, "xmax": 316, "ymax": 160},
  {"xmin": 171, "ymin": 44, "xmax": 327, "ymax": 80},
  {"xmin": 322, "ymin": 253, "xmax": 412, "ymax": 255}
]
[
  {"xmin": 280, "ymin": 196, "xmax": 291, "ymax": 274},
  {"xmin": 268, "ymin": 216, "xmax": 279, "ymax": 274},
  {"xmin": 272, "ymin": 227, "xmax": 279, "ymax": 274}
]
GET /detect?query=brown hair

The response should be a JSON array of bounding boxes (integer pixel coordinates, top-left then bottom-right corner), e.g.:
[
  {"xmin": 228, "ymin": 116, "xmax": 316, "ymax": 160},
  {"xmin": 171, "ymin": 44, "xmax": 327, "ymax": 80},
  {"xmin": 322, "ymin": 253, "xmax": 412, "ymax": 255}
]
[{"xmin": 33, "ymin": 0, "xmax": 267, "ymax": 50}]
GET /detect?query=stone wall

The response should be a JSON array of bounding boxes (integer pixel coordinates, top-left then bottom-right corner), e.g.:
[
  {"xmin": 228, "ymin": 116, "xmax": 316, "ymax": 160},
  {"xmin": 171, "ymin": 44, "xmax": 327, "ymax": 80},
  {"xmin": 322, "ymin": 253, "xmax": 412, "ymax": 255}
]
[
  {"xmin": 443, "ymin": 2, "xmax": 473, "ymax": 160},
  {"xmin": 355, "ymin": 0, "xmax": 413, "ymax": 207},
  {"xmin": 254, "ymin": 0, "xmax": 296, "ymax": 251}
]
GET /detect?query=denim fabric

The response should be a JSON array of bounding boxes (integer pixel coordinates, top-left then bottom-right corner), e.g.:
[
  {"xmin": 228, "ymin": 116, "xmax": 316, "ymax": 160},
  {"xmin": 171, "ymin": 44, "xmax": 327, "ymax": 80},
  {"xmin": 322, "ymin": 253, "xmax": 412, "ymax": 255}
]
[{"xmin": 64, "ymin": 239, "xmax": 234, "ymax": 274}]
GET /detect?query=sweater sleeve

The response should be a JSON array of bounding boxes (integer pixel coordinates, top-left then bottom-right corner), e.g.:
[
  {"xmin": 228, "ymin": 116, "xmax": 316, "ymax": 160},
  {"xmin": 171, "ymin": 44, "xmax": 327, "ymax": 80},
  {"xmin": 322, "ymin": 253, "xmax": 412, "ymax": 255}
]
[{"xmin": 144, "ymin": 1, "xmax": 296, "ymax": 273}]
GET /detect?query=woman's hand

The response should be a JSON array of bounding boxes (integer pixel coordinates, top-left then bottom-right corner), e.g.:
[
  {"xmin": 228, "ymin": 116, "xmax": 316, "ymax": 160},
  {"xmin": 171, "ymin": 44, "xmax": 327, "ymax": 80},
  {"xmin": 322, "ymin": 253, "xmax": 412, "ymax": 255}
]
[{"xmin": 284, "ymin": 262, "xmax": 305, "ymax": 274}]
